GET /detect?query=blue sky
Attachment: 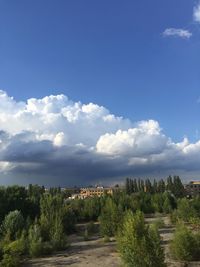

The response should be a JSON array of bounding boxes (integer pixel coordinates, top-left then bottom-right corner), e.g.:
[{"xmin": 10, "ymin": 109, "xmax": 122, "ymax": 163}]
[
  {"xmin": 0, "ymin": 1, "xmax": 200, "ymax": 185},
  {"xmin": 1, "ymin": 0, "xmax": 200, "ymax": 141}
]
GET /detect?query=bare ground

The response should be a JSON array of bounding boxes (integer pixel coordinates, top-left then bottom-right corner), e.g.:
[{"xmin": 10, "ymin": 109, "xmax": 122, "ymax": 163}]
[{"xmin": 24, "ymin": 235, "xmax": 122, "ymax": 267}]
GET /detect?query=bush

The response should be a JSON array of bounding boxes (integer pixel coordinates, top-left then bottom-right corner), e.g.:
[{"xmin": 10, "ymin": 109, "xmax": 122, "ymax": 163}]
[
  {"xmin": 99, "ymin": 198, "xmax": 122, "ymax": 237},
  {"xmin": 117, "ymin": 210, "xmax": 166, "ymax": 267},
  {"xmin": 28, "ymin": 223, "xmax": 43, "ymax": 257},
  {"xmin": 170, "ymin": 224, "xmax": 200, "ymax": 261},
  {"xmin": 3, "ymin": 238, "xmax": 26, "ymax": 256},
  {"xmin": 41, "ymin": 242, "xmax": 54, "ymax": 255},
  {"xmin": 152, "ymin": 218, "xmax": 165, "ymax": 229},
  {"xmin": 1, "ymin": 210, "xmax": 24, "ymax": 241},
  {"xmin": 29, "ymin": 239, "xmax": 43, "ymax": 258},
  {"xmin": 0, "ymin": 253, "xmax": 20, "ymax": 267},
  {"xmin": 49, "ymin": 217, "xmax": 67, "ymax": 250}
]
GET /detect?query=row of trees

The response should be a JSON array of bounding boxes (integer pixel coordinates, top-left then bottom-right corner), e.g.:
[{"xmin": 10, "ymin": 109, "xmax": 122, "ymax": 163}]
[{"xmin": 125, "ymin": 175, "xmax": 185, "ymax": 197}]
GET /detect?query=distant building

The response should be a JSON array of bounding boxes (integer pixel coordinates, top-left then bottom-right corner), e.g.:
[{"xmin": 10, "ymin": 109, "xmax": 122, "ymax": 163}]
[
  {"xmin": 185, "ymin": 181, "xmax": 200, "ymax": 197},
  {"xmin": 68, "ymin": 186, "xmax": 115, "ymax": 200},
  {"xmin": 79, "ymin": 186, "xmax": 114, "ymax": 198}
]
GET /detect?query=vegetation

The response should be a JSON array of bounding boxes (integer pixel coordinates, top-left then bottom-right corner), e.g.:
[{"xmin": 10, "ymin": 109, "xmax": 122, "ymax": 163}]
[
  {"xmin": 0, "ymin": 176, "xmax": 199, "ymax": 266},
  {"xmin": 117, "ymin": 210, "xmax": 166, "ymax": 267},
  {"xmin": 170, "ymin": 224, "xmax": 200, "ymax": 261}
]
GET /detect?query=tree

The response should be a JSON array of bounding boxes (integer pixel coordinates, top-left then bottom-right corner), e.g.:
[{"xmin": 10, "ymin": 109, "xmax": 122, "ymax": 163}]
[
  {"xmin": 158, "ymin": 179, "xmax": 165, "ymax": 193},
  {"xmin": 117, "ymin": 210, "xmax": 166, "ymax": 267},
  {"xmin": 176, "ymin": 198, "xmax": 196, "ymax": 222},
  {"xmin": 39, "ymin": 193, "xmax": 66, "ymax": 247},
  {"xmin": 173, "ymin": 176, "xmax": 185, "ymax": 198},
  {"xmin": 125, "ymin": 178, "xmax": 131, "ymax": 195},
  {"xmin": 28, "ymin": 223, "xmax": 43, "ymax": 257},
  {"xmin": 1, "ymin": 210, "xmax": 24, "ymax": 241},
  {"xmin": 99, "ymin": 198, "xmax": 121, "ymax": 237},
  {"xmin": 166, "ymin": 176, "xmax": 173, "ymax": 192},
  {"xmin": 170, "ymin": 224, "xmax": 200, "ymax": 261}
]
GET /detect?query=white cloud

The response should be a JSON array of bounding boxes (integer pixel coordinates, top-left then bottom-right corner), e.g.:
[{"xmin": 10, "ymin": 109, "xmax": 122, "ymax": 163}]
[
  {"xmin": 0, "ymin": 90, "xmax": 131, "ymax": 146},
  {"xmin": 96, "ymin": 120, "xmax": 168, "ymax": 156},
  {"xmin": 0, "ymin": 90, "xmax": 200, "ymax": 185},
  {"xmin": 193, "ymin": 2, "xmax": 200, "ymax": 23},
  {"xmin": 163, "ymin": 28, "xmax": 192, "ymax": 39}
]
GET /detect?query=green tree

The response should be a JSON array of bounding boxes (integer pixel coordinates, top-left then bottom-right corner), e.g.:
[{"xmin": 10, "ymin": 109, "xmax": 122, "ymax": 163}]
[
  {"xmin": 173, "ymin": 176, "xmax": 185, "ymax": 198},
  {"xmin": 176, "ymin": 198, "xmax": 196, "ymax": 222},
  {"xmin": 166, "ymin": 176, "xmax": 173, "ymax": 192},
  {"xmin": 1, "ymin": 210, "xmax": 24, "ymax": 241},
  {"xmin": 40, "ymin": 194, "xmax": 65, "ymax": 240},
  {"xmin": 170, "ymin": 224, "xmax": 200, "ymax": 261},
  {"xmin": 117, "ymin": 210, "xmax": 166, "ymax": 267},
  {"xmin": 99, "ymin": 198, "xmax": 121, "ymax": 237},
  {"xmin": 125, "ymin": 178, "xmax": 131, "ymax": 195},
  {"xmin": 28, "ymin": 223, "xmax": 43, "ymax": 257}
]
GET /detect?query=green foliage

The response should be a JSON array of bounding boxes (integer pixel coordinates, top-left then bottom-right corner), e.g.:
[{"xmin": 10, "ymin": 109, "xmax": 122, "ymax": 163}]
[
  {"xmin": 172, "ymin": 198, "xmax": 197, "ymax": 223},
  {"xmin": 99, "ymin": 198, "xmax": 122, "ymax": 237},
  {"xmin": 166, "ymin": 176, "xmax": 185, "ymax": 198},
  {"xmin": 82, "ymin": 197, "xmax": 101, "ymax": 221},
  {"xmin": 28, "ymin": 223, "xmax": 43, "ymax": 257},
  {"xmin": 40, "ymin": 194, "xmax": 67, "ymax": 250},
  {"xmin": 152, "ymin": 218, "xmax": 165, "ymax": 229},
  {"xmin": 63, "ymin": 206, "xmax": 76, "ymax": 234},
  {"xmin": 3, "ymin": 238, "xmax": 26, "ymax": 257},
  {"xmin": 170, "ymin": 224, "xmax": 200, "ymax": 261},
  {"xmin": 117, "ymin": 210, "xmax": 166, "ymax": 267},
  {"xmin": 40, "ymin": 194, "xmax": 64, "ymax": 239},
  {"xmin": 0, "ymin": 253, "xmax": 20, "ymax": 267},
  {"xmin": 1, "ymin": 210, "xmax": 24, "ymax": 241}
]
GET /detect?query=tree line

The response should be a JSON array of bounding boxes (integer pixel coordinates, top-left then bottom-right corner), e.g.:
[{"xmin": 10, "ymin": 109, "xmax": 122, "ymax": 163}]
[{"xmin": 125, "ymin": 175, "xmax": 185, "ymax": 198}]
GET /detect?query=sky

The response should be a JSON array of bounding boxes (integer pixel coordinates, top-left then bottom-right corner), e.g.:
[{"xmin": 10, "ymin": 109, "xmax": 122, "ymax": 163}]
[{"xmin": 0, "ymin": 0, "xmax": 200, "ymax": 186}]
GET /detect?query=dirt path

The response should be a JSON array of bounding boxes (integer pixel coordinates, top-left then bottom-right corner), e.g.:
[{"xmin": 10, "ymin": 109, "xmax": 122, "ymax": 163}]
[{"xmin": 24, "ymin": 236, "xmax": 122, "ymax": 267}]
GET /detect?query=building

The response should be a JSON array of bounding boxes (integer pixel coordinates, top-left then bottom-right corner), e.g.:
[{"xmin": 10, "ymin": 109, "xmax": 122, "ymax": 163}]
[
  {"xmin": 79, "ymin": 186, "xmax": 114, "ymax": 198},
  {"xmin": 185, "ymin": 181, "xmax": 200, "ymax": 197},
  {"xmin": 68, "ymin": 186, "xmax": 115, "ymax": 199}
]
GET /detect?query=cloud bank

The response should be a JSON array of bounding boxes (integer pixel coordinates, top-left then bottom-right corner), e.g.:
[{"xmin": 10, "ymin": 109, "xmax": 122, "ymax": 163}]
[{"xmin": 0, "ymin": 90, "xmax": 200, "ymax": 186}]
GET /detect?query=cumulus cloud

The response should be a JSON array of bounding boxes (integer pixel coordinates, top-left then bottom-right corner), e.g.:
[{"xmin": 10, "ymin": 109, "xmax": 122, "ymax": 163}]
[
  {"xmin": 193, "ymin": 2, "xmax": 200, "ymax": 23},
  {"xmin": 0, "ymin": 90, "xmax": 200, "ymax": 186},
  {"xmin": 163, "ymin": 28, "xmax": 192, "ymax": 39}
]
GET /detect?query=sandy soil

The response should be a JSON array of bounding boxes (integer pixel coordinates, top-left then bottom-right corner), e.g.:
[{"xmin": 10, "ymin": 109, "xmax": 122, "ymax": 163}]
[{"xmin": 24, "ymin": 235, "xmax": 122, "ymax": 267}]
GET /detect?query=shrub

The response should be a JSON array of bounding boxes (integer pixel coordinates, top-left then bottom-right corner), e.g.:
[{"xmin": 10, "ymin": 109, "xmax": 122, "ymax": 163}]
[
  {"xmin": 0, "ymin": 253, "xmax": 20, "ymax": 267},
  {"xmin": 3, "ymin": 238, "xmax": 26, "ymax": 256},
  {"xmin": 152, "ymin": 218, "xmax": 165, "ymax": 229},
  {"xmin": 41, "ymin": 242, "xmax": 54, "ymax": 255},
  {"xmin": 28, "ymin": 223, "xmax": 43, "ymax": 257},
  {"xmin": 99, "ymin": 198, "xmax": 122, "ymax": 237},
  {"xmin": 29, "ymin": 239, "xmax": 43, "ymax": 258},
  {"xmin": 117, "ymin": 210, "xmax": 166, "ymax": 267},
  {"xmin": 170, "ymin": 224, "xmax": 200, "ymax": 261},
  {"xmin": 1, "ymin": 211, "xmax": 24, "ymax": 241}
]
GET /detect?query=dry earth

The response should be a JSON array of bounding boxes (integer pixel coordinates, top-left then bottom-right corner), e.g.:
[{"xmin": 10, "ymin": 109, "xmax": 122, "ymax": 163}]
[{"xmin": 24, "ymin": 235, "xmax": 121, "ymax": 267}]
